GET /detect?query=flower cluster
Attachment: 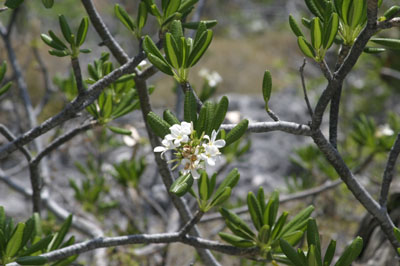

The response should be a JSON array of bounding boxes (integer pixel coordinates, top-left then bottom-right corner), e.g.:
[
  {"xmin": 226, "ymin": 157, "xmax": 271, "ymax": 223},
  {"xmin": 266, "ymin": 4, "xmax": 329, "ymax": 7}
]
[{"xmin": 154, "ymin": 122, "xmax": 225, "ymax": 179}]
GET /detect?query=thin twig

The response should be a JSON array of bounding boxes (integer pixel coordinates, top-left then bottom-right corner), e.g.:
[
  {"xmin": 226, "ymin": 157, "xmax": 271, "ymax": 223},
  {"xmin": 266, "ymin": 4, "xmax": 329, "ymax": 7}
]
[
  {"xmin": 266, "ymin": 109, "xmax": 280, "ymax": 122},
  {"xmin": 81, "ymin": 0, "xmax": 129, "ymax": 64},
  {"xmin": 0, "ymin": 124, "xmax": 31, "ymax": 160},
  {"xmin": 379, "ymin": 133, "xmax": 400, "ymax": 207},
  {"xmin": 221, "ymin": 121, "xmax": 311, "ymax": 136},
  {"xmin": 32, "ymin": 46, "xmax": 55, "ymax": 115},
  {"xmin": 317, "ymin": 59, "xmax": 333, "ymax": 81},
  {"xmin": 299, "ymin": 59, "xmax": 313, "ymax": 118},
  {"xmin": 71, "ymin": 58, "xmax": 85, "ymax": 94},
  {"xmin": 378, "ymin": 17, "xmax": 400, "ymax": 29},
  {"xmin": 179, "ymin": 210, "xmax": 204, "ymax": 237},
  {"xmin": 180, "ymin": 81, "xmax": 203, "ymax": 112}
]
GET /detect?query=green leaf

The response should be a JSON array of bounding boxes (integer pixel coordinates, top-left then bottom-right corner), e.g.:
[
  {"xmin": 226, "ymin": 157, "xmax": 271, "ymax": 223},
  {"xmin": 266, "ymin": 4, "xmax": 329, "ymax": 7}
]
[
  {"xmin": 0, "ymin": 206, "xmax": 5, "ymax": 230},
  {"xmin": 101, "ymin": 93, "xmax": 113, "ymax": 119},
  {"xmin": 147, "ymin": 112, "xmax": 171, "ymax": 138},
  {"xmin": 15, "ymin": 256, "xmax": 48, "ymax": 265},
  {"xmin": 341, "ymin": 0, "xmax": 352, "ymax": 25},
  {"xmin": 19, "ymin": 235, "xmax": 53, "ymax": 256},
  {"xmin": 218, "ymin": 232, "xmax": 255, "ymax": 248},
  {"xmin": 383, "ymin": 6, "xmax": 400, "ymax": 20},
  {"xmin": 305, "ymin": 0, "xmax": 323, "ymax": 19},
  {"xmin": 147, "ymin": 53, "xmax": 174, "ymax": 75},
  {"xmin": 208, "ymin": 187, "xmax": 231, "ymax": 208},
  {"xmin": 48, "ymin": 49, "xmax": 69, "ymax": 57},
  {"xmin": 311, "ymin": 17, "xmax": 322, "ymax": 50},
  {"xmin": 5, "ymin": 0, "xmax": 24, "ymax": 9},
  {"xmin": 263, "ymin": 190, "xmax": 279, "ymax": 227},
  {"xmin": 213, "ymin": 168, "xmax": 240, "ymax": 200},
  {"xmin": 178, "ymin": 0, "xmax": 198, "ymax": 13},
  {"xmin": 247, "ymin": 192, "xmax": 263, "ymax": 230},
  {"xmin": 225, "ymin": 119, "xmax": 249, "ymax": 146},
  {"xmin": 41, "ymin": 34, "xmax": 66, "ymax": 50},
  {"xmin": 270, "ymin": 211, "xmax": 288, "ymax": 240},
  {"xmin": 165, "ymin": 0, "xmax": 181, "ymax": 18},
  {"xmin": 211, "ymin": 96, "xmax": 229, "ymax": 132},
  {"xmin": 184, "ymin": 90, "xmax": 198, "ymax": 124},
  {"xmin": 79, "ymin": 48, "xmax": 91, "ymax": 54},
  {"xmin": 334, "ymin": 0, "xmax": 344, "ymax": 17},
  {"xmin": 282, "ymin": 230, "xmax": 304, "ymax": 246},
  {"xmin": 143, "ymin": 36, "xmax": 165, "ymax": 62},
  {"xmin": 107, "ymin": 126, "xmax": 132, "ymax": 135},
  {"xmin": 182, "ymin": 20, "xmax": 218, "ymax": 29},
  {"xmin": 258, "ymin": 224, "xmax": 270, "ymax": 243},
  {"xmin": 203, "ymin": 101, "xmax": 216, "ymax": 136},
  {"xmin": 257, "ymin": 187, "xmax": 266, "ymax": 213},
  {"xmin": 370, "ymin": 38, "xmax": 400, "ymax": 50},
  {"xmin": 6, "ymin": 222, "xmax": 25, "ymax": 258},
  {"xmin": 220, "ymin": 207, "xmax": 255, "ymax": 238},
  {"xmin": 323, "ymin": 13, "xmax": 339, "ymax": 49},
  {"xmin": 0, "ymin": 82, "xmax": 12, "ymax": 97},
  {"xmin": 350, "ymin": 0, "xmax": 364, "ymax": 27},
  {"xmin": 21, "ymin": 218, "xmax": 35, "ymax": 250},
  {"xmin": 334, "ymin": 236, "xmax": 363, "ymax": 266},
  {"xmin": 41, "ymin": 0, "xmax": 53, "ymax": 8},
  {"xmin": 137, "ymin": 2, "xmax": 148, "ymax": 32},
  {"xmin": 49, "ymin": 214, "xmax": 72, "ymax": 251},
  {"xmin": 163, "ymin": 110, "xmax": 180, "ymax": 126},
  {"xmin": 187, "ymin": 29, "xmax": 213, "ymax": 67},
  {"xmin": 279, "ymin": 205, "xmax": 314, "ymax": 238},
  {"xmin": 289, "ymin": 15, "xmax": 304, "ymax": 37},
  {"xmin": 170, "ymin": 20, "xmax": 184, "ymax": 45},
  {"xmin": 59, "ymin": 15, "xmax": 73, "ymax": 44},
  {"xmin": 280, "ymin": 239, "xmax": 307, "ymax": 266},
  {"xmin": 115, "ymin": 4, "xmax": 135, "ymax": 32},
  {"xmin": 297, "ymin": 36, "xmax": 316, "ymax": 58},
  {"xmin": 170, "ymin": 174, "xmax": 194, "ymax": 196},
  {"xmin": 307, "ymin": 219, "xmax": 322, "ymax": 265},
  {"xmin": 165, "ymin": 33, "xmax": 181, "ymax": 69},
  {"xmin": 394, "ymin": 227, "xmax": 400, "ymax": 241},
  {"xmin": 0, "ymin": 61, "xmax": 7, "ymax": 82},
  {"xmin": 307, "ymin": 245, "xmax": 320, "ymax": 266},
  {"xmin": 76, "ymin": 17, "xmax": 89, "ymax": 47},
  {"xmin": 48, "ymin": 30, "xmax": 68, "ymax": 50},
  {"xmin": 196, "ymin": 105, "xmax": 207, "ymax": 134},
  {"xmin": 161, "ymin": 12, "xmax": 182, "ymax": 28},
  {"xmin": 323, "ymin": 239, "xmax": 336, "ymax": 266},
  {"xmin": 198, "ymin": 172, "xmax": 209, "ymax": 201},
  {"xmin": 262, "ymin": 70, "xmax": 272, "ymax": 109}
]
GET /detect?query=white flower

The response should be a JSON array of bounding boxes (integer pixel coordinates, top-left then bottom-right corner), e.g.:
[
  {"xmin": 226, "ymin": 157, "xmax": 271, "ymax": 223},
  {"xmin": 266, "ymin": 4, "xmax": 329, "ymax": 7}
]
[
  {"xmin": 154, "ymin": 137, "xmax": 177, "ymax": 158},
  {"xmin": 200, "ymin": 130, "xmax": 225, "ymax": 166},
  {"xmin": 181, "ymin": 152, "xmax": 203, "ymax": 179},
  {"xmin": 166, "ymin": 121, "xmax": 193, "ymax": 145},
  {"xmin": 199, "ymin": 68, "xmax": 222, "ymax": 87},
  {"xmin": 204, "ymin": 130, "xmax": 226, "ymax": 148},
  {"xmin": 377, "ymin": 124, "xmax": 395, "ymax": 137}
]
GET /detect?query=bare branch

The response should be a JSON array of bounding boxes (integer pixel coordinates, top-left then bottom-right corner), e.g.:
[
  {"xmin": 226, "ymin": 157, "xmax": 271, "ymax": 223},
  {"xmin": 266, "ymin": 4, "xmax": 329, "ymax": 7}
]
[
  {"xmin": 180, "ymin": 81, "xmax": 203, "ymax": 112},
  {"xmin": 312, "ymin": 129, "xmax": 400, "ymax": 251},
  {"xmin": 179, "ymin": 210, "xmax": 204, "ymax": 237},
  {"xmin": 266, "ymin": 109, "xmax": 280, "ymax": 122},
  {"xmin": 378, "ymin": 17, "xmax": 400, "ymax": 29},
  {"xmin": 71, "ymin": 58, "xmax": 85, "ymax": 95},
  {"xmin": 221, "ymin": 121, "xmax": 312, "ymax": 136},
  {"xmin": 0, "ymin": 52, "xmax": 147, "ymax": 158},
  {"xmin": 299, "ymin": 59, "xmax": 313, "ymax": 118},
  {"xmin": 32, "ymin": 47, "xmax": 55, "ymax": 115},
  {"xmin": 0, "ymin": 124, "xmax": 31, "ymax": 161},
  {"xmin": 317, "ymin": 59, "xmax": 333, "ymax": 81},
  {"xmin": 81, "ymin": 0, "xmax": 129, "ymax": 64},
  {"xmin": 379, "ymin": 133, "xmax": 400, "ymax": 207}
]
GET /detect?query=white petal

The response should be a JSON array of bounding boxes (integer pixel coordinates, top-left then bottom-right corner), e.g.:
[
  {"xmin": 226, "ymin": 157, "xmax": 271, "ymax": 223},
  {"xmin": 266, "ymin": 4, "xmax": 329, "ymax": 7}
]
[
  {"xmin": 191, "ymin": 169, "xmax": 200, "ymax": 179},
  {"xmin": 206, "ymin": 157, "xmax": 216, "ymax": 166},
  {"xmin": 154, "ymin": 146, "xmax": 166, "ymax": 152},
  {"xmin": 214, "ymin": 139, "xmax": 226, "ymax": 148}
]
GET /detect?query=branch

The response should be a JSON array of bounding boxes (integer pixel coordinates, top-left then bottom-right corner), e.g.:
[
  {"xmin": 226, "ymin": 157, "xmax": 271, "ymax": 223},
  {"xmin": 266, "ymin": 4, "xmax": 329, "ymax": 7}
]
[
  {"xmin": 0, "ymin": 172, "xmax": 103, "ymax": 237},
  {"xmin": 378, "ymin": 17, "xmax": 400, "ymax": 29},
  {"xmin": 379, "ymin": 133, "xmax": 400, "ymax": 207},
  {"xmin": 266, "ymin": 109, "xmax": 280, "ymax": 122},
  {"xmin": 71, "ymin": 58, "xmax": 85, "ymax": 95},
  {"xmin": 299, "ymin": 59, "xmax": 313, "ymax": 118},
  {"xmin": 312, "ymin": 129, "xmax": 400, "ymax": 251},
  {"xmin": 0, "ymin": 124, "xmax": 31, "ymax": 161},
  {"xmin": 32, "ymin": 47, "xmax": 55, "ymax": 115},
  {"xmin": 0, "ymin": 52, "xmax": 146, "ymax": 158},
  {"xmin": 180, "ymin": 81, "xmax": 203, "ymax": 111},
  {"xmin": 5, "ymin": 232, "xmax": 258, "ymax": 265},
  {"xmin": 221, "ymin": 121, "xmax": 312, "ymax": 136},
  {"xmin": 312, "ymin": 0, "xmax": 380, "ymax": 131},
  {"xmin": 179, "ymin": 210, "xmax": 204, "ymax": 237},
  {"xmin": 134, "ymin": 76, "xmax": 220, "ymax": 266},
  {"xmin": 81, "ymin": 0, "xmax": 129, "ymax": 64}
]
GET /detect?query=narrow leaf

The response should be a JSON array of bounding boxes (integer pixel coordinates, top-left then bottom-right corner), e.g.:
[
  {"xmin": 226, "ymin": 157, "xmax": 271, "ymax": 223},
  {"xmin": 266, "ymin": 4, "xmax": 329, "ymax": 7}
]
[
  {"xmin": 115, "ymin": 4, "xmax": 135, "ymax": 32},
  {"xmin": 219, "ymin": 232, "xmax": 255, "ymax": 248},
  {"xmin": 147, "ymin": 112, "xmax": 171, "ymax": 138},
  {"xmin": 76, "ymin": 17, "xmax": 89, "ymax": 47},
  {"xmin": 289, "ymin": 15, "xmax": 304, "ymax": 37},
  {"xmin": 170, "ymin": 174, "xmax": 194, "ymax": 196},
  {"xmin": 59, "ymin": 15, "xmax": 73, "ymax": 44},
  {"xmin": 225, "ymin": 119, "xmax": 249, "ymax": 147},
  {"xmin": 298, "ymin": 36, "xmax": 316, "ymax": 58}
]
